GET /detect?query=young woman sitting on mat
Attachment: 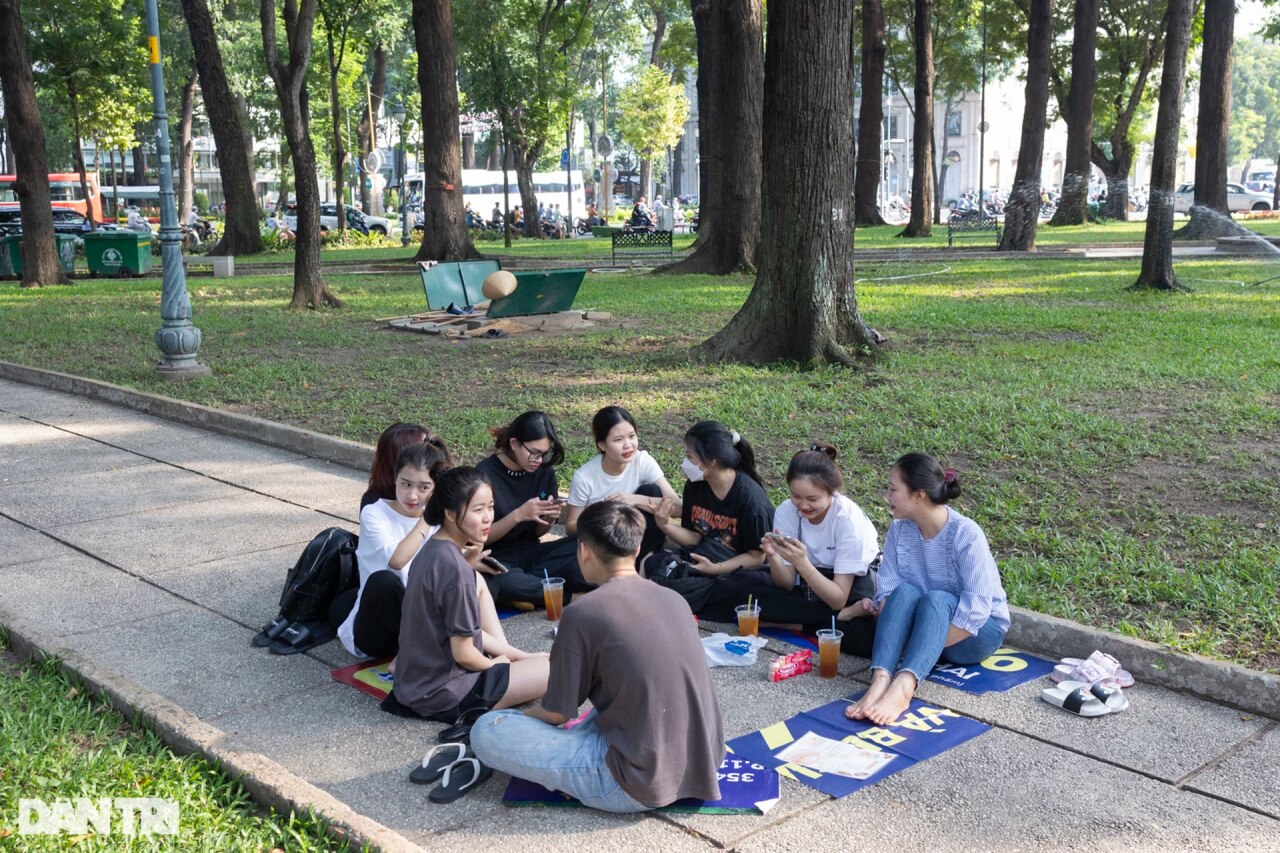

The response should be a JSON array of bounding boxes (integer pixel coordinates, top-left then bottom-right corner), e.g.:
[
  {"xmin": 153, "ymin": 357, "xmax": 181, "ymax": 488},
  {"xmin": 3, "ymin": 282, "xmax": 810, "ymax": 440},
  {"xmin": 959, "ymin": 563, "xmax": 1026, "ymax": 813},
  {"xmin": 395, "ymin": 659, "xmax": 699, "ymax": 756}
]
[
  {"xmin": 753, "ymin": 444, "xmax": 881, "ymax": 656},
  {"xmin": 384, "ymin": 466, "xmax": 549, "ymax": 724},
  {"xmin": 476, "ymin": 410, "xmax": 585, "ymax": 606},
  {"xmin": 334, "ymin": 441, "xmax": 449, "ymax": 661},
  {"xmin": 845, "ymin": 453, "xmax": 1010, "ymax": 725},
  {"xmin": 642, "ymin": 420, "xmax": 775, "ymax": 621},
  {"xmin": 563, "ymin": 405, "xmax": 680, "ymax": 556},
  {"xmin": 359, "ymin": 422, "xmax": 450, "ymax": 512}
]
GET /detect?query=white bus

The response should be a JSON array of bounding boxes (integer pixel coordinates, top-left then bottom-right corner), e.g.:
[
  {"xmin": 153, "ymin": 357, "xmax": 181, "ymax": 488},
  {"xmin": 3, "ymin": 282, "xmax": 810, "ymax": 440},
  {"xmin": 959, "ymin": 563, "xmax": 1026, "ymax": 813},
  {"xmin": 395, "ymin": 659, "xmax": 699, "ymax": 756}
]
[{"xmin": 405, "ymin": 168, "xmax": 587, "ymax": 220}]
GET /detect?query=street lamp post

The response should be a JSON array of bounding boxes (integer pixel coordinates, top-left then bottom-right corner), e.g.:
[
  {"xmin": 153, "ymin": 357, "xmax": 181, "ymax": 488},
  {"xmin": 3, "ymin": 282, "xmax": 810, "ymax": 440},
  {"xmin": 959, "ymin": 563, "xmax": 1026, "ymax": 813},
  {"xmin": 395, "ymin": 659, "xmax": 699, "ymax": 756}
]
[
  {"xmin": 392, "ymin": 102, "xmax": 409, "ymax": 247},
  {"xmin": 143, "ymin": 0, "xmax": 209, "ymax": 379}
]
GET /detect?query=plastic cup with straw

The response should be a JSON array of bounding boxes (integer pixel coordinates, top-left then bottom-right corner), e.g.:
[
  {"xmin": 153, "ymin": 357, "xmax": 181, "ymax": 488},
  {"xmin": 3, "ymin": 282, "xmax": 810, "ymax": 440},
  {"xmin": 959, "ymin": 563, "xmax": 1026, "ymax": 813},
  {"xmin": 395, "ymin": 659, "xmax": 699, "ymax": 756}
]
[
  {"xmin": 542, "ymin": 568, "xmax": 565, "ymax": 622},
  {"xmin": 736, "ymin": 594, "xmax": 760, "ymax": 637}
]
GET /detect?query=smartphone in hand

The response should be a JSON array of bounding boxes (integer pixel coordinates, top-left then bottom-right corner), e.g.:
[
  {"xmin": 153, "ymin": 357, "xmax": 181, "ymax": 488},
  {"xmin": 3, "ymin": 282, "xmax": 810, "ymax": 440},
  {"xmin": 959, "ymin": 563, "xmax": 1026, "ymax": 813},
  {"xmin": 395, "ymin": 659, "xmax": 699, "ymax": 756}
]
[{"xmin": 480, "ymin": 555, "xmax": 511, "ymax": 574}]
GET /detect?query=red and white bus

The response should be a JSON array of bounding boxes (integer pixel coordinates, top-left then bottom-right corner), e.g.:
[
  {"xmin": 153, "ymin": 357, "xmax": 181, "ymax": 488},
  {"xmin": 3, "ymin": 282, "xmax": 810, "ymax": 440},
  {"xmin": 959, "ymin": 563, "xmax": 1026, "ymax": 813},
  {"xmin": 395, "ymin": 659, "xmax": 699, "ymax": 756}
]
[{"xmin": 0, "ymin": 172, "xmax": 104, "ymax": 222}]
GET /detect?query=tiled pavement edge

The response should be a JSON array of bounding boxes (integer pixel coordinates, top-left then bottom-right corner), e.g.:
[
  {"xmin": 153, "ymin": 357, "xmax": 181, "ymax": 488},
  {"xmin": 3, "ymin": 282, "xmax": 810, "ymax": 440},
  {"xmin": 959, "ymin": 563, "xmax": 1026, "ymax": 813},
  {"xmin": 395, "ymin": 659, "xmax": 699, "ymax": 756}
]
[{"xmin": 2, "ymin": 375, "xmax": 1278, "ymax": 851}]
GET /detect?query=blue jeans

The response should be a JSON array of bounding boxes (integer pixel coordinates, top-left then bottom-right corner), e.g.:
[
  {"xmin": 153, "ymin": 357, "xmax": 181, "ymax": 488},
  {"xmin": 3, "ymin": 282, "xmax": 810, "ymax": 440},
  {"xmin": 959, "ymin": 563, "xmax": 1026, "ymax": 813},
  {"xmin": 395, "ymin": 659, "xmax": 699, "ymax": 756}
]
[
  {"xmin": 870, "ymin": 583, "xmax": 1007, "ymax": 682},
  {"xmin": 470, "ymin": 709, "xmax": 650, "ymax": 814}
]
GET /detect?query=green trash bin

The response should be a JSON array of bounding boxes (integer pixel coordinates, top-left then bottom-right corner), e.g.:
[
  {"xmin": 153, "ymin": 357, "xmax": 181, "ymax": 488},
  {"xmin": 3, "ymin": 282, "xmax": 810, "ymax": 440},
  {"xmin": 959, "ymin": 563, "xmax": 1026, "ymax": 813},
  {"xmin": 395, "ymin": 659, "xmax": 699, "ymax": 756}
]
[
  {"xmin": 55, "ymin": 233, "xmax": 77, "ymax": 274},
  {"xmin": 84, "ymin": 230, "xmax": 152, "ymax": 277},
  {"xmin": 0, "ymin": 233, "xmax": 78, "ymax": 277},
  {"xmin": 0, "ymin": 234, "xmax": 19, "ymax": 278}
]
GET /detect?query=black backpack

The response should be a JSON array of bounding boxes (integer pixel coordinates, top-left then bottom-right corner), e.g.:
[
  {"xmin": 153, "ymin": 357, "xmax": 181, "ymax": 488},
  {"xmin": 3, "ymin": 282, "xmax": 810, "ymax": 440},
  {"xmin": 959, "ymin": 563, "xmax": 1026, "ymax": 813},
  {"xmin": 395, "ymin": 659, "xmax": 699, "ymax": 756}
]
[{"xmin": 278, "ymin": 527, "xmax": 360, "ymax": 624}]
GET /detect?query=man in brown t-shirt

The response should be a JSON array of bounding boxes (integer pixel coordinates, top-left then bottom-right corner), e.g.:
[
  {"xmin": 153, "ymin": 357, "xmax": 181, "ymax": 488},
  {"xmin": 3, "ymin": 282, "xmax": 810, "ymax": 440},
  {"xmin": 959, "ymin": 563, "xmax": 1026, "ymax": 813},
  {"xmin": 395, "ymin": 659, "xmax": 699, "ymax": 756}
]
[{"xmin": 470, "ymin": 501, "xmax": 725, "ymax": 812}]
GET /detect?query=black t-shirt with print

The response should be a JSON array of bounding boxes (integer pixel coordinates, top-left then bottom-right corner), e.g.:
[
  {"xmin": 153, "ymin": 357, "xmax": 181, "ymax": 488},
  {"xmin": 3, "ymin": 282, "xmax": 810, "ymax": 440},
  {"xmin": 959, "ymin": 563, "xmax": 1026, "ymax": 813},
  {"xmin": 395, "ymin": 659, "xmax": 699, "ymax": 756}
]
[
  {"xmin": 680, "ymin": 473, "xmax": 774, "ymax": 557},
  {"xmin": 477, "ymin": 453, "xmax": 560, "ymax": 555}
]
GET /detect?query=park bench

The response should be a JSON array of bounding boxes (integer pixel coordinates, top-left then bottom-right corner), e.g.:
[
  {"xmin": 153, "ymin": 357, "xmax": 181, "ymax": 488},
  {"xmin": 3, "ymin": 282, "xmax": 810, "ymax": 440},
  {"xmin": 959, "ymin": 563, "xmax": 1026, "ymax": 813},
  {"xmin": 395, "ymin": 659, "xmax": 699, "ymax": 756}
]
[
  {"xmin": 946, "ymin": 215, "xmax": 1002, "ymax": 248},
  {"xmin": 611, "ymin": 229, "xmax": 673, "ymax": 265}
]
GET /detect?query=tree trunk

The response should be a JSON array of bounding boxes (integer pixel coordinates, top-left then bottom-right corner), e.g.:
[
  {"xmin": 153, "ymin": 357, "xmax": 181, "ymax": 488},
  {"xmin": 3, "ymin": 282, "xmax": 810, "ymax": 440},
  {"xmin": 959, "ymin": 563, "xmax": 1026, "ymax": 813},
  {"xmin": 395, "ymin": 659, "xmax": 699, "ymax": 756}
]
[
  {"xmin": 1176, "ymin": 0, "xmax": 1236, "ymax": 240},
  {"xmin": 486, "ymin": 133, "xmax": 502, "ymax": 170},
  {"xmin": 1134, "ymin": 0, "xmax": 1194, "ymax": 292},
  {"xmin": 899, "ymin": 0, "xmax": 934, "ymax": 237},
  {"xmin": 660, "ymin": 0, "xmax": 763, "ymax": 274},
  {"xmin": 1000, "ymin": 0, "xmax": 1053, "ymax": 251},
  {"xmin": 66, "ymin": 85, "xmax": 97, "ymax": 230},
  {"xmin": 178, "ymin": 69, "xmax": 197, "ymax": 227},
  {"xmin": 854, "ymin": 0, "xmax": 887, "ymax": 226},
  {"xmin": 261, "ymin": 0, "xmax": 341, "ymax": 308},
  {"xmin": 132, "ymin": 141, "xmax": 146, "ymax": 184},
  {"xmin": 700, "ymin": 0, "xmax": 875, "ymax": 364},
  {"xmin": 181, "ymin": 0, "xmax": 264, "ymax": 255},
  {"xmin": 512, "ymin": 143, "xmax": 544, "ymax": 238},
  {"xmin": 1096, "ymin": 152, "xmax": 1131, "ymax": 220},
  {"xmin": 0, "ymin": 0, "xmax": 69, "ymax": 285},
  {"xmin": 462, "ymin": 133, "xmax": 476, "ymax": 169},
  {"xmin": 326, "ymin": 29, "xmax": 347, "ymax": 236},
  {"xmin": 357, "ymin": 43, "xmax": 386, "ymax": 215},
  {"xmin": 1049, "ymin": 0, "xmax": 1099, "ymax": 226},
  {"xmin": 412, "ymin": 0, "xmax": 479, "ymax": 261},
  {"xmin": 639, "ymin": 158, "xmax": 652, "ymax": 204},
  {"xmin": 276, "ymin": 138, "xmax": 291, "ymax": 212}
]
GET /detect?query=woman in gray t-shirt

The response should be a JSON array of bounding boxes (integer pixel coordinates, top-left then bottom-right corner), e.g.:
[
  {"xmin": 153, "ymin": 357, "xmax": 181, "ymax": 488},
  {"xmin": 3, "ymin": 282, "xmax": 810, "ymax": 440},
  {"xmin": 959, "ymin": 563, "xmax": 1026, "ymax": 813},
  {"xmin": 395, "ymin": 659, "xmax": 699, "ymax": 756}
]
[{"xmin": 389, "ymin": 468, "xmax": 550, "ymax": 722}]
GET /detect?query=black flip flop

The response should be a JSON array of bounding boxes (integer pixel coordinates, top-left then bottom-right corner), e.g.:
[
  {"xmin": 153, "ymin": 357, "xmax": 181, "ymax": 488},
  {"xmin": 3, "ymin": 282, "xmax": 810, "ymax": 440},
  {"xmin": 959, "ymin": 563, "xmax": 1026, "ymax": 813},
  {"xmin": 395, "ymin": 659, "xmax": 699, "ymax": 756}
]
[
  {"xmin": 410, "ymin": 743, "xmax": 469, "ymax": 785},
  {"xmin": 428, "ymin": 758, "xmax": 492, "ymax": 804},
  {"xmin": 436, "ymin": 706, "xmax": 489, "ymax": 745},
  {"xmin": 252, "ymin": 615, "xmax": 290, "ymax": 647},
  {"xmin": 269, "ymin": 621, "xmax": 336, "ymax": 655}
]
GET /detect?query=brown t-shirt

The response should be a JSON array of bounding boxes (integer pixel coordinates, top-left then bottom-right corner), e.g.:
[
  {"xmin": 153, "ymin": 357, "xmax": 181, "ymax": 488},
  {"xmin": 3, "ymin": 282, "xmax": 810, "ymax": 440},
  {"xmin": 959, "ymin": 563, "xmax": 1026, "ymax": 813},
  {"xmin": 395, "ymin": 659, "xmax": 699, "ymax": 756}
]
[
  {"xmin": 395, "ymin": 537, "xmax": 482, "ymax": 717},
  {"xmin": 542, "ymin": 576, "xmax": 725, "ymax": 807}
]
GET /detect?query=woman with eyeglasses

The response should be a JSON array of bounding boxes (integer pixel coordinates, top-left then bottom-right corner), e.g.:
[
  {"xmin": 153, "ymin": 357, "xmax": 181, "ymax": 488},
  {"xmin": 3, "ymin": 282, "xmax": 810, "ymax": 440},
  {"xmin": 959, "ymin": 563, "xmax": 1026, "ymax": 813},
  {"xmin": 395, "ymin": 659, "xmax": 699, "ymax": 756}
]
[{"xmin": 476, "ymin": 411, "xmax": 583, "ymax": 607}]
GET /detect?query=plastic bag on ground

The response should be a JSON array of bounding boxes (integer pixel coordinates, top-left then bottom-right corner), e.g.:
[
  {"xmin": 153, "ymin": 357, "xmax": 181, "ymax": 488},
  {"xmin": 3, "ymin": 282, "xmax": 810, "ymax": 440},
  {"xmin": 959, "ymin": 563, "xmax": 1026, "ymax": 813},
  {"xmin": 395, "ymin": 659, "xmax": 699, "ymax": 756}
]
[{"xmin": 702, "ymin": 632, "xmax": 768, "ymax": 667}]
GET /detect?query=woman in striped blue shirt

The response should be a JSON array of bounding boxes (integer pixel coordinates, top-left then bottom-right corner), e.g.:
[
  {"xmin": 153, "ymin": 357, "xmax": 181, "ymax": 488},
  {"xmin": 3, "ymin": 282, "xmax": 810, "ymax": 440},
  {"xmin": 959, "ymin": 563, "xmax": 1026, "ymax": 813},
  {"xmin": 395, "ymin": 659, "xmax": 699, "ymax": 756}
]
[{"xmin": 846, "ymin": 453, "xmax": 1010, "ymax": 725}]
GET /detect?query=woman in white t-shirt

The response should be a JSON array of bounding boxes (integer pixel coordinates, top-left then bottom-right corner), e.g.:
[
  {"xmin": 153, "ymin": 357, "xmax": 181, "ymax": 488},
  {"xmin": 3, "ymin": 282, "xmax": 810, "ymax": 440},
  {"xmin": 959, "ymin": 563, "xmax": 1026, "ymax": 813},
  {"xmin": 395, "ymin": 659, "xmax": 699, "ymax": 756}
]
[
  {"xmin": 564, "ymin": 406, "xmax": 679, "ymax": 556},
  {"xmin": 756, "ymin": 444, "xmax": 881, "ymax": 656},
  {"xmin": 337, "ymin": 442, "xmax": 512, "ymax": 663}
]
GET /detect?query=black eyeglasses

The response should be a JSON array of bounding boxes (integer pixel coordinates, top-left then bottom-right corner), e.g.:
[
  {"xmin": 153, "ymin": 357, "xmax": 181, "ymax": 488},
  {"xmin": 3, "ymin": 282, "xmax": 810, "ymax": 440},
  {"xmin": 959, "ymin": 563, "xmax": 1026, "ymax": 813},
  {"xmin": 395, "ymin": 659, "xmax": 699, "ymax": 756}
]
[{"xmin": 518, "ymin": 440, "xmax": 552, "ymax": 462}]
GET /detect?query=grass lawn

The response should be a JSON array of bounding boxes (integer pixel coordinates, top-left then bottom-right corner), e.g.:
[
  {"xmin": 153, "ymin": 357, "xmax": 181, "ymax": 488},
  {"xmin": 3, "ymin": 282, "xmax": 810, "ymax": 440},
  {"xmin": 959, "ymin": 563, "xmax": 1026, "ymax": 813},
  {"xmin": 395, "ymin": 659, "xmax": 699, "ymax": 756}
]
[
  {"xmin": 0, "ymin": 638, "xmax": 355, "ymax": 850},
  {"xmin": 220, "ymin": 216, "xmax": 1280, "ymax": 266},
  {"xmin": 2, "ymin": 254, "xmax": 1278, "ymax": 670}
]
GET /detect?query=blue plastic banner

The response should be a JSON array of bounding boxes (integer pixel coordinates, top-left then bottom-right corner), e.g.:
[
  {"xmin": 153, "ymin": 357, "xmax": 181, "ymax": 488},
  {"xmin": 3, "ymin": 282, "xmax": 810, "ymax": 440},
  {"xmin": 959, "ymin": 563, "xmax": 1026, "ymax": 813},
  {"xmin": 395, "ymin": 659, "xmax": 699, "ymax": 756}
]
[
  {"xmin": 725, "ymin": 695, "xmax": 990, "ymax": 798},
  {"xmin": 925, "ymin": 647, "xmax": 1056, "ymax": 694}
]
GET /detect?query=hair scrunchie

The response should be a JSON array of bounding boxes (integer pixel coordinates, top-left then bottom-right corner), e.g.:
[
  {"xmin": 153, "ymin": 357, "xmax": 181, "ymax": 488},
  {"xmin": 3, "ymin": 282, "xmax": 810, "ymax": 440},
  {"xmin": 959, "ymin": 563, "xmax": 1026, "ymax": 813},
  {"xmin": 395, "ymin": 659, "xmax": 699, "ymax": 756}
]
[
  {"xmin": 943, "ymin": 468, "xmax": 958, "ymax": 484},
  {"xmin": 730, "ymin": 430, "xmax": 741, "ymax": 445}
]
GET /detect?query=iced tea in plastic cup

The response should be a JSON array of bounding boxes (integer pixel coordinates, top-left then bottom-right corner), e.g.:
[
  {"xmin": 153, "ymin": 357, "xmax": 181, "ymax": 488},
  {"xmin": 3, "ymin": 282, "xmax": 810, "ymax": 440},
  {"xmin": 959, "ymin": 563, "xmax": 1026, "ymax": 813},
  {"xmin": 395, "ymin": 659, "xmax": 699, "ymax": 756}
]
[
  {"xmin": 816, "ymin": 628, "xmax": 842, "ymax": 678},
  {"xmin": 542, "ymin": 577, "xmax": 565, "ymax": 621},
  {"xmin": 735, "ymin": 603, "xmax": 761, "ymax": 637}
]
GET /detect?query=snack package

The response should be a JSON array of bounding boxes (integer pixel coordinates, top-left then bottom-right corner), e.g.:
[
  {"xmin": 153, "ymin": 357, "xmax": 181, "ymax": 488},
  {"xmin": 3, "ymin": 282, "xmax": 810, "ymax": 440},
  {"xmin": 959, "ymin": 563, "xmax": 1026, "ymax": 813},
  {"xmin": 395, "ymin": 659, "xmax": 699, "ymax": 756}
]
[{"xmin": 769, "ymin": 649, "xmax": 813, "ymax": 681}]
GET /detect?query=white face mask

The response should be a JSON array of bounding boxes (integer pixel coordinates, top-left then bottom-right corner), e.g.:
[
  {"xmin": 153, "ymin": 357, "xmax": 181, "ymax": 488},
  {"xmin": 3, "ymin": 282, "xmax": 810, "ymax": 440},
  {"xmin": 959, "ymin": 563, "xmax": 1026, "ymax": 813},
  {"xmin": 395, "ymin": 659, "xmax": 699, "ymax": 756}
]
[{"xmin": 680, "ymin": 457, "xmax": 705, "ymax": 482}]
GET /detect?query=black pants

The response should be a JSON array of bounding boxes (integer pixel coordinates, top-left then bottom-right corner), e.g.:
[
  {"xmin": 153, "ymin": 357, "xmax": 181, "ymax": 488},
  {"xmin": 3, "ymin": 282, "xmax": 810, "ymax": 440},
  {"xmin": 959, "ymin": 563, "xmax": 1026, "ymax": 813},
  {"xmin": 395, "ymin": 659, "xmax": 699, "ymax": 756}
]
[
  {"xmin": 634, "ymin": 483, "xmax": 670, "ymax": 557},
  {"xmin": 329, "ymin": 572, "xmax": 404, "ymax": 658},
  {"xmin": 488, "ymin": 535, "xmax": 590, "ymax": 606},
  {"xmin": 751, "ymin": 573, "xmax": 877, "ymax": 657}
]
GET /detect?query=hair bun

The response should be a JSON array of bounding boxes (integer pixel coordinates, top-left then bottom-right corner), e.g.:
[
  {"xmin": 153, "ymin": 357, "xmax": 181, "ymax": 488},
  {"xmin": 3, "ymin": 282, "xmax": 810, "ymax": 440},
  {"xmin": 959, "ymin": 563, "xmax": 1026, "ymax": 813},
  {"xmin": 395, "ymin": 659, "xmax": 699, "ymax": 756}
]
[
  {"xmin": 809, "ymin": 441, "xmax": 838, "ymax": 461},
  {"xmin": 942, "ymin": 468, "xmax": 962, "ymax": 501}
]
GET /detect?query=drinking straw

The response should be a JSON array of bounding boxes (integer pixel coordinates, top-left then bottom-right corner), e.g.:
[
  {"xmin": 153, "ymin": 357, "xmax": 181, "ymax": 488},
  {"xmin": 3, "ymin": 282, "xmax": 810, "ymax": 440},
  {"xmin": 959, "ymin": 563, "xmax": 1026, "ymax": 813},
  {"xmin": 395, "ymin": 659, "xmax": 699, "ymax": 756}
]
[
  {"xmin": 747, "ymin": 594, "xmax": 754, "ymax": 610},
  {"xmin": 832, "ymin": 615, "xmax": 836, "ymax": 634},
  {"xmin": 544, "ymin": 569, "xmax": 550, "ymax": 581}
]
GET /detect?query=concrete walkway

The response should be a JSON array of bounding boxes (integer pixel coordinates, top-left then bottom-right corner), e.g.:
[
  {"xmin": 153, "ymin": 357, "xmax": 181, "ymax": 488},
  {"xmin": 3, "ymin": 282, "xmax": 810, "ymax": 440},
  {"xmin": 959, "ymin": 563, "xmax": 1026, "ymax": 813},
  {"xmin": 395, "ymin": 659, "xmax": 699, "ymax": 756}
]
[{"xmin": 2, "ymin": 377, "xmax": 1277, "ymax": 852}]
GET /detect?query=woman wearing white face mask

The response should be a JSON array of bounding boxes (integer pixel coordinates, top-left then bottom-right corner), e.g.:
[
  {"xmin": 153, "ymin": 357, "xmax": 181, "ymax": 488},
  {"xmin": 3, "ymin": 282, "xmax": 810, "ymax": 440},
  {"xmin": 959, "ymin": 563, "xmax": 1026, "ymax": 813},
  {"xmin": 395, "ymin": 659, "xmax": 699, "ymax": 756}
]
[{"xmin": 642, "ymin": 420, "xmax": 775, "ymax": 620}]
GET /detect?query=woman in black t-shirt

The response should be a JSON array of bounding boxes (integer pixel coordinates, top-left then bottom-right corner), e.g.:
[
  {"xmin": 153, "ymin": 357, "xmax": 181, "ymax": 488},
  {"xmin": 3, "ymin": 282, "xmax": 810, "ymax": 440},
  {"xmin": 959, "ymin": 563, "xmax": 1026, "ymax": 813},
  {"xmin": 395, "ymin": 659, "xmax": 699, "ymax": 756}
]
[
  {"xmin": 475, "ymin": 411, "xmax": 584, "ymax": 607},
  {"xmin": 643, "ymin": 420, "xmax": 774, "ymax": 621}
]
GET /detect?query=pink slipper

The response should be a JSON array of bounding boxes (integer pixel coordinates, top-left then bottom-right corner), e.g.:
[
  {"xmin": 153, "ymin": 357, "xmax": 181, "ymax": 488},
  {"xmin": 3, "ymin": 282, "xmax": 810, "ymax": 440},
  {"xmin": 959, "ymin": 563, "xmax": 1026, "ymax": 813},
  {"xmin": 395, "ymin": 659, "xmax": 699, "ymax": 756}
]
[{"xmin": 1048, "ymin": 652, "xmax": 1134, "ymax": 688}]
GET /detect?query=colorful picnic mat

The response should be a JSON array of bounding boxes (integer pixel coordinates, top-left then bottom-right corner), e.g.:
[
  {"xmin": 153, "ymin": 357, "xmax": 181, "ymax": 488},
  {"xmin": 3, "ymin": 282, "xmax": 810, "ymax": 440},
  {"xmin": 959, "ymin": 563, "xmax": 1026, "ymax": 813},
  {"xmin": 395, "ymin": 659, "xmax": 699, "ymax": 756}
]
[
  {"xmin": 725, "ymin": 694, "xmax": 990, "ymax": 798},
  {"xmin": 760, "ymin": 628, "xmax": 1054, "ymax": 695},
  {"xmin": 330, "ymin": 607, "xmax": 525, "ymax": 700},
  {"xmin": 503, "ymin": 755, "xmax": 780, "ymax": 814}
]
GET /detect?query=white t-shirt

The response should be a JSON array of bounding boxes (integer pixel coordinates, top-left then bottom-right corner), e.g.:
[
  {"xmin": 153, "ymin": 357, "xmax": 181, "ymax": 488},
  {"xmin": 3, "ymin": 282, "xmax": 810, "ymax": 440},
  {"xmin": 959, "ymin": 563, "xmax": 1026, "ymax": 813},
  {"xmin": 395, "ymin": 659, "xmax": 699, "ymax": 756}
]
[
  {"xmin": 339, "ymin": 499, "xmax": 435, "ymax": 658},
  {"xmin": 567, "ymin": 450, "xmax": 665, "ymax": 507},
  {"xmin": 772, "ymin": 492, "xmax": 880, "ymax": 582}
]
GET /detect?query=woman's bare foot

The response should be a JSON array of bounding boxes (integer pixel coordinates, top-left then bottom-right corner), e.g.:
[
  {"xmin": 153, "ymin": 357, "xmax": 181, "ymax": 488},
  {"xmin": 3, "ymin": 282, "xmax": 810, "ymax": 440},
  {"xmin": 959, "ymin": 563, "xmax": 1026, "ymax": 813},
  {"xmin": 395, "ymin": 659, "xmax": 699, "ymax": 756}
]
[
  {"xmin": 387, "ymin": 656, "xmax": 397, "ymax": 675},
  {"xmin": 866, "ymin": 673, "xmax": 916, "ymax": 725},
  {"xmin": 846, "ymin": 670, "xmax": 891, "ymax": 720}
]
